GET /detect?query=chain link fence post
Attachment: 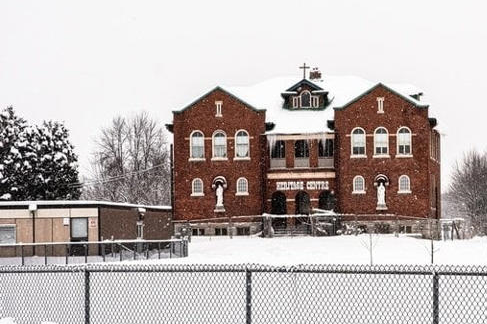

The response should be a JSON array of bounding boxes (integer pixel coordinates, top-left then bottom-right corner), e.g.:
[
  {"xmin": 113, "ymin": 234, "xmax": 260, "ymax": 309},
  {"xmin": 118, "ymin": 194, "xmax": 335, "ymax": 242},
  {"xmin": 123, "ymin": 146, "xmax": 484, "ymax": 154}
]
[
  {"xmin": 246, "ymin": 268, "xmax": 252, "ymax": 324},
  {"xmin": 84, "ymin": 268, "xmax": 91, "ymax": 324},
  {"xmin": 432, "ymin": 271, "xmax": 439, "ymax": 324}
]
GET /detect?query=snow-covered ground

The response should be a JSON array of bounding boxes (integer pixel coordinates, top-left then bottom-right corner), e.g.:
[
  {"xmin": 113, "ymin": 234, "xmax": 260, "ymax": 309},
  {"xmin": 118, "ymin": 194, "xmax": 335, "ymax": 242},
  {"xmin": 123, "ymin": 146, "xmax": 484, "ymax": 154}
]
[{"xmin": 148, "ymin": 234, "xmax": 487, "ymax": 266}]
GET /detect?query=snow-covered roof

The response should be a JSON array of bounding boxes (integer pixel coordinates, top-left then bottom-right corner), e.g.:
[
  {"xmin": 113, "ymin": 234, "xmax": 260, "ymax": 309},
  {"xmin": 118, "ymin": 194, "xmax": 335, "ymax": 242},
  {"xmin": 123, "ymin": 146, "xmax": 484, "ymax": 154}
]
[
  {"xmin": 173, "ymin": 75, "xmax": 431, "ymax": 135},
  {"xmin": 222, "ymin": 76, "xmax": 429, "ymax": 134},
  {"xmin": 0, "ymin": 200, "xmax": 171, "ymax": 210}
]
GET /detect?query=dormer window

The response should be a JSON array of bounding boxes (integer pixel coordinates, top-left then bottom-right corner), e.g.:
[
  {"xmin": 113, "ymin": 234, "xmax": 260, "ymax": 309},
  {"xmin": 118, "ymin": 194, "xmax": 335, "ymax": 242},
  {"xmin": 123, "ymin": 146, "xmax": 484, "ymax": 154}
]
[{"xmin": 291, "ymin": 92, "xmax": 319, "ymax": 109}]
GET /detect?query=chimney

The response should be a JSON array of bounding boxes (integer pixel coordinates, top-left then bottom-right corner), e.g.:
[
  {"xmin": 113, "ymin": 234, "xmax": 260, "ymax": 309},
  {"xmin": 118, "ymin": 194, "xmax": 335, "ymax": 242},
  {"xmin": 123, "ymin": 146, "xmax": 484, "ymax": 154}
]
[{"xmin": 309, "ymin": 67, "xmax": 322, "ymax": 81}]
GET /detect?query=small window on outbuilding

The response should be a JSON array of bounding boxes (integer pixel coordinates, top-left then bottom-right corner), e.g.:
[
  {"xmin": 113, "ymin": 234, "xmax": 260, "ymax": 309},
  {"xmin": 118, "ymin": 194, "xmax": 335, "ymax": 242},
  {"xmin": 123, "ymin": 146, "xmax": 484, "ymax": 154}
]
[{"xmin": 0, "ymin": 225, "xmax": 15, "ymax": 244}]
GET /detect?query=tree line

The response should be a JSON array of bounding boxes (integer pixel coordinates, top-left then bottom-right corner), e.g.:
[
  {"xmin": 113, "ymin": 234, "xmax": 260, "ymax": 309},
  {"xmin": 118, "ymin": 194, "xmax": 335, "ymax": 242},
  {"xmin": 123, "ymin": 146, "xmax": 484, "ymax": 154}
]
[{"xmin": 0, "ymin": 107, "xmax": 171, "ymax": 205}]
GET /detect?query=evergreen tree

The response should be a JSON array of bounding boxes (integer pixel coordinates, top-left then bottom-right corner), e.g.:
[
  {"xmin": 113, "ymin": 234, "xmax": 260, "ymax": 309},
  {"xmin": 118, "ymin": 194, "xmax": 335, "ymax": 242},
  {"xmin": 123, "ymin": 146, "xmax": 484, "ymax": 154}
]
[
  {"xmin": 0, "ymin": 107, "xmax": 30, "ymax": 200},
  {"xmin": 0, "ymin": 107, "xmax": 81, "ymax": 200},
  {"xmin": 29, "ymin": 121, "xmax": 81, "ymax": 200}
]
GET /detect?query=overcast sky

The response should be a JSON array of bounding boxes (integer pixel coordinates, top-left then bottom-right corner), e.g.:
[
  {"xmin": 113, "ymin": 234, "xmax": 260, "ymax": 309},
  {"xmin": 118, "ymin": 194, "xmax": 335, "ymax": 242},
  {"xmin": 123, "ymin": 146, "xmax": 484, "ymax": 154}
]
[{"xmin": 1, "ymin": 0, "xmax": 486, "ymax": 191}]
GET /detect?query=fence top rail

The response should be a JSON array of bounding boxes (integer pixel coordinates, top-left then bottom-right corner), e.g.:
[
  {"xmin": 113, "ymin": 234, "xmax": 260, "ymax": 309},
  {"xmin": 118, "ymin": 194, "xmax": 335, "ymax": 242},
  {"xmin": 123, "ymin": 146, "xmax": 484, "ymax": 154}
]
[
  {"xmin": 1, "ymin": 263, "xmax": 487, "ymax": 275},
  {"xmin": 0, "ymin": 238, "xmax": 185, "ymax": 248}
]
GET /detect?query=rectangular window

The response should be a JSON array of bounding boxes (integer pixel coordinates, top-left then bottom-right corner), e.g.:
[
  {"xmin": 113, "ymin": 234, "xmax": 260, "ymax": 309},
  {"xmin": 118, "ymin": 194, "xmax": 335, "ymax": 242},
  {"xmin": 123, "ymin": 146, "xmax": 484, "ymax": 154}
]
[
  {"xmin": 319, "ymin": 139, "xmax": 334, "ymax": 157},
  {"xmin": 377, "ymin": 97, "xmax": 384, "ymax": 113},
  {"xmin": 311, "ymin": 96, "xmax": 319, "ymax": 108},
  {"xmin": 199, "ymin": 229, "xmax": 205, "ymax": 236},
  {"xmin": 215, "ymin": 228, "xmax": 227, "ymax": 236},
  {"xmin": 137, "ymin": 221, "xmax": 144, "ymax": 239},
  {"xmin": 271, "ymin": 140, "xmax": 286, "ymax": 159},
  {"xmin": 192, "ymin": 229, "xmax": 198, "ymax": 236},
  {"xmin": 215, "ymin": 101, "xmax": 223, "ymax": 117},
  {"xmin": 237, "ymin": 227, "xmax": 250, "ymax": 236},
  {"xmin": 0, "ymin": 225, "xmax": 15, "ymax": 244},
  {"xmin": 292, "ymin": 97, "xmax": 299, "ymax": 108},
  {"xmin": 71, "ymin": 218, "xmax": 88, "ymax": 240}
]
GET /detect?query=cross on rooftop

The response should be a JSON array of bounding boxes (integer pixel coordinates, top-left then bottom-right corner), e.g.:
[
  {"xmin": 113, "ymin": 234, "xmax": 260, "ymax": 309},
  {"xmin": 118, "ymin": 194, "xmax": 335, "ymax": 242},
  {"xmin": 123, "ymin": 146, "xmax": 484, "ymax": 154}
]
[{"xmin": 299, "ymin": 63, "xmax": 310, "ymax": 79}]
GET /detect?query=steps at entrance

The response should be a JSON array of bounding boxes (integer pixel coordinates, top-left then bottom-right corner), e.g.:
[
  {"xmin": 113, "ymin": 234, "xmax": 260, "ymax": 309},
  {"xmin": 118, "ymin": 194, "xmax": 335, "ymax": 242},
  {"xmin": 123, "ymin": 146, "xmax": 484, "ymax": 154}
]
[{"xmin": 273, "ymin": 225, "xmax": 311, "ymax": 237}]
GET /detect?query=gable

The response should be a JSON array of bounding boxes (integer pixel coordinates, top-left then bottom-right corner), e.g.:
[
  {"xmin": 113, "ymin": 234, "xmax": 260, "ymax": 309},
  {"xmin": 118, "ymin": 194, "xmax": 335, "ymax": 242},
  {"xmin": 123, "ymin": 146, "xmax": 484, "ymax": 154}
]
[
  {"xmin": 285, "ymin": 78, "xmax": 324, "ymax": 92},
  {"xmin": 173, "ymin": 86, "xmax": 266, "ymax": 115},
  {"xmin": 333, "ymin": 83, "xmax": 429, "ymax": 110}
]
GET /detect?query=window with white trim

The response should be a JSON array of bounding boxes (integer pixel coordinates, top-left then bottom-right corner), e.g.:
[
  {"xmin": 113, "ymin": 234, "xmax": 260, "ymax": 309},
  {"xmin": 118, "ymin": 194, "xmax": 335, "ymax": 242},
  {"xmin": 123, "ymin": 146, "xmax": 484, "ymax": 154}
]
[
  {"xmin": 377, "ymin": 97, "xmax": 384, "ymax": 113},
  {"xmin": 292, "ymin": 96, "xmax": 299, "ymax": 108},
  {"xmin": 353, "ymin": 176, "xmax": 365, "ymax": 194},
  {"xmin": 311, "ymin": 96, "xmax": 319, "ymax": 108},
  {"xmin": 190, "ymin": 131, "xmax": 205, "ymax": 159},
  {"xmin": 235, "ymin": 130, "xmax": 250, "ymax": 158},
  {"xmin": 398, "ymin": 175, "xmax": 411, "ymax": 193},
  {"xmin": 301, "ymin": 91, "xmax": 311, "ymax": 108},
  {"xmin": 351, "ymin": 128, "xmax": 366, "ymax": 156},
  {"xmin": 236, "ymin": 177, "xmax": 249, "ymax": 195},
  {"xmin": 192, "ymin": 178, "xmax": 204, "ymax": 196},
  {"xmin": 215, "ymin": 101, "xmax": 223, "ymax": 117},
  {"xmin": 374, "ymin": 127, "xmax": 388, "ymax": 155},
  {"xmin": 397, "ymin": 127, "xmax": 412, "ymax": 155},
  {"xmin": 212, "ymin": 131, "xmax": 227, "ymax": 158},
  {"xmin": 0, "ymin": 225, "xmax": 15, "ymax": 244}
]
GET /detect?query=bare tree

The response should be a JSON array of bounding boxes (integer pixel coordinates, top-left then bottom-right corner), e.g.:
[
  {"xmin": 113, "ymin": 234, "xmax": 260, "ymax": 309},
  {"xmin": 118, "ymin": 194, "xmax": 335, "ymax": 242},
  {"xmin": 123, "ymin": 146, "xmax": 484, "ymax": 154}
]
[
  {"xmin": 449, "ymin": 150, "xmax": 487, "ymax": 234},
  {"xmin": 83, "ymin": 112, "xmax": 171, "ymax": 205}
]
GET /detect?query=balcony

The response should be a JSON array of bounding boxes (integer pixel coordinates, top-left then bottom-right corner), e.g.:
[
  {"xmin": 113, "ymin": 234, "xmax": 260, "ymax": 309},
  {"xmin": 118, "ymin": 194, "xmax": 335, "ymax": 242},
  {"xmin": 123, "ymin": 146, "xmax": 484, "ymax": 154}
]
[
  {"xmin": 270, "ymin": 158, "xmax": 286, "ymax": 169},
  {"xmin": 318, "ymin": 157, "xmax": 334, "ymax": 168},
  {"xmin": 294, "ymin": 157, "xmax": 310, "ymax": 168}
]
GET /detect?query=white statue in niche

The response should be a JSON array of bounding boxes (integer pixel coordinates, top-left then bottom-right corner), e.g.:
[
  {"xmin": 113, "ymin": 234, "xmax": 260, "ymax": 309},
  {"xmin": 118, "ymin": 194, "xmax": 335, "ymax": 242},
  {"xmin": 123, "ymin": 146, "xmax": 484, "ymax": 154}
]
[
  {"xmin": 377, "ymin": 182, "xmax": 386, "ymax": 206},
  {"xmin": 216, "ymin": 183, "xmax": 224, "ymax": 207}
]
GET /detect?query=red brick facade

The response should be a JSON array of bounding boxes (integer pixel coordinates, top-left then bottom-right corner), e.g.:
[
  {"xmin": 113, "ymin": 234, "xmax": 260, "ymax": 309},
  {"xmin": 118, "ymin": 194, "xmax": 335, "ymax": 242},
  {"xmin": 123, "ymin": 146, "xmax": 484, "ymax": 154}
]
[
  {"xmin": 334, "ymin": 84, "xmax": 441, "ymax": 221},
  {"xmin": 172, "ymin": 88, "xmax": 266, "ymax": 222},
  {"xmin": 170, "ymin": 79, "xmax": 440, "ymax": 233}
]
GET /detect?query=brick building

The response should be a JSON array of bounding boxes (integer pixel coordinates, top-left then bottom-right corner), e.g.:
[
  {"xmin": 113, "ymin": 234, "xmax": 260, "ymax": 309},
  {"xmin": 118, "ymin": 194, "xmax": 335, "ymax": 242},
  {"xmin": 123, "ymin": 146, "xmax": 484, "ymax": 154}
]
[{"xmin": 168, "ymin": 67, "xmax": 441, "ymax": 236}]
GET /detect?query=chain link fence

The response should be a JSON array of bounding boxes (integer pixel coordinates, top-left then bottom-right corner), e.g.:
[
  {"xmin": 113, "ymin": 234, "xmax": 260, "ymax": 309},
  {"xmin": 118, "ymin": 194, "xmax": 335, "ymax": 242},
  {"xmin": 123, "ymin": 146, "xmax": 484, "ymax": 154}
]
[{"xmin": 1, "ymin": 264, "xmax": 486, "ymax": 323}]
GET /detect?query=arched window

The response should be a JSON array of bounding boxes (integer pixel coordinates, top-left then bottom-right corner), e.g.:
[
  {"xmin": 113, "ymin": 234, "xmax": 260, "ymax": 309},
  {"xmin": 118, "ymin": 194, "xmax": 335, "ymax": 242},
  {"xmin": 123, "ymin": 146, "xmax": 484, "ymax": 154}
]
[
  {"xmin": 271, "ymin": 140, "xmax": 285, "ymax": 158},
  {"xmin": 351, "ymin": 128, "xmax": 366, "ymax": 156},
  {"xmin": 236, "ymin": 177, "xmax": 248, "ymax": 195},
  {"xmin": 398, "ymin": 175, "xmax": 411, "ymax": 193},
  {"xmin": 397, "ymin": 127, "xmax": 412, "ymax": 155},
  {"xmin": 374, "ymin": 127, "xmax": 389, "ymax": 155},
  {"xmin": 235, "ymin": 130, "xmax": 250, "ymax": 158},
  {"xmin": 301, "ymin": 91, "xmax": 311, "ymax": 108},
  {"xmin": 212, "ymin": 131, "xmax": 227, "ymax": 158},
  {"xmin": 294, "ymin": 140, "xmax": 309, "ymax": 158},
  {"xmin": 191, "ymin": 178, "xmax": 204, "ymax": 196},
  {"xmin": 353, "ymin": 176, "xmax": 365, "ymax": 194},
  {"xmin": 190, "ymin": 131, "xmax": 204, "ymax": 159}
]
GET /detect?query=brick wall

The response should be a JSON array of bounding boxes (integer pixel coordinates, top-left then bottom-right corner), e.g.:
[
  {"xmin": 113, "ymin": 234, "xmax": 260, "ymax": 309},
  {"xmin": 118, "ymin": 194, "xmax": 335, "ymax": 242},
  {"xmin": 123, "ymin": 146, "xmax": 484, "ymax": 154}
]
[
  {"xmin": 172, "ymin": 88, "xmax": 266, "ymax": 221},
  {"xmin": 334, "ymin": 85, "xmax": 438, "ymax": 219}
]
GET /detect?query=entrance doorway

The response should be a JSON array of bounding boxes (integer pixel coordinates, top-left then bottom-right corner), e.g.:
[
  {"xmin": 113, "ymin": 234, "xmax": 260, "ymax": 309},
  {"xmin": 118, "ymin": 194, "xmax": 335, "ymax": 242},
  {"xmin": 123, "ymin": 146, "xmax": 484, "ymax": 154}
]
[{"xmin": 271, "ymin": 191, "xmax": 287, "ymax": 229}]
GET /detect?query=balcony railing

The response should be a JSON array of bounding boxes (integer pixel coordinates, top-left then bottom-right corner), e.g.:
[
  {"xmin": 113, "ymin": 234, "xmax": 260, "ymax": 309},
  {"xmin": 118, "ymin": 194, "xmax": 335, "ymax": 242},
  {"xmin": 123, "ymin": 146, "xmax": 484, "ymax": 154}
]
[
  {"xmin": 270, "ymin": 158, "xmax": 286, "ymax": 169},
  {"xmin": 294, "ymin": 157, "xmax": 310, "ymax": 168},
  {"xmin": 318, "ymin": 157, "xmax": 334, "ymax": 168}
]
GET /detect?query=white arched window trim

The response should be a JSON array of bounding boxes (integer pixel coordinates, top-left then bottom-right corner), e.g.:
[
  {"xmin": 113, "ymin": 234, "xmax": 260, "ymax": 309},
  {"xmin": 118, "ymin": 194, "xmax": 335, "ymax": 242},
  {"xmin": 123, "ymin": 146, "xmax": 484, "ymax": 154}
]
[
  {"xmin": 300, "ymin": 90, "xmax": 311, "ymax": 108},
  {"xmin": 234, "ymin": 129, "xmax": 250, "ymax": 160},
  {"xmin": 189, "ymin": 130, "xmax": 205, "ymax": 161},
  {"xmin": 351, "ymin": 127, "xmax": 366, "ymax": 158},
  {"xmin": 191, "ymin": 178, "xmax": 204, "ymax": 196},
  {"xmin": 373, "ymin": 127, "xmax": 390, "ymax": 158},
  {"xmin": 352, "ymin": 176, "xmax": 366, "ymax": 194},
  {"xmin": 236, "ymin": 177, "xmax": 249, "ymax": 196},
  {"xmin": 211, "ymin": 130, "xmax": 228, "ymax": 160},
  {"xmin": 398, "ymin": 175, "xmax": 412, "ymax": 194},
  {"xmin": 396, "ymin": 127, "xmax": 413, "ymax": 157}
]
